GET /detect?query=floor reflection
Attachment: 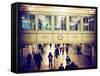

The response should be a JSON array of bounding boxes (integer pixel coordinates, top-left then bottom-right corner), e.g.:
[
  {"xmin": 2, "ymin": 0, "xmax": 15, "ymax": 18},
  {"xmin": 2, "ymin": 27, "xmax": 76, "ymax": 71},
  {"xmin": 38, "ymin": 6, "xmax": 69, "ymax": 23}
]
[{"xmin": 19, "ymin": 44, "xmax": 96, "ymax": 72}]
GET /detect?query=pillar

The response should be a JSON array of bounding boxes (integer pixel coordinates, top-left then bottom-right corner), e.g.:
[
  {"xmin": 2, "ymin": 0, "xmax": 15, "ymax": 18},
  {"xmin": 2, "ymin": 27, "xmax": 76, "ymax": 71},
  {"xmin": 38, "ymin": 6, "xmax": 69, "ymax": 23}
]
[
  {"xmin": 66, "ymin": 16, "xmax": 69, "ymax": 31},
  {"xmin": 51, "ymin": 16, "xmax": 54, "ymax": 31},
  {"xmin": 80, "ymin": 16, "xmax": 83, "ymax": 31},
  {"xmin": 81, "ymin": 43, "xmax": 85, "ymax": 55},
  {"xmin": 92, "ymin": 45, "xmax": 96, "ymax": 66},
  {"xmin": 35, "ymin": 15, "xmax": 38, "ymax": 30}
]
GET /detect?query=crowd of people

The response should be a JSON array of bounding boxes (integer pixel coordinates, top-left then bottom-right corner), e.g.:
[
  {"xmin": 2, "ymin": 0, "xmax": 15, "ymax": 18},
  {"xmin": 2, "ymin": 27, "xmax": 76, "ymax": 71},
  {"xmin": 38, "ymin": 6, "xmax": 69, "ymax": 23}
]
[
  {"xmin": 26, "ymin": 52, "xmax": 43, "ymax": 70},
  {"xmin": 54, "ymin": 44, "xmax": 69, "ymax": 58},
  {"xmin": 20, "ymin": 44, "xmax": 79, "ymax": 71},
  {"xmin": 48, "ymin": 51, "xmax": 78, "ymax": 70},
  {"xmin": 58, "ymin": 55, "xmax": 78, "ymax": 70}
]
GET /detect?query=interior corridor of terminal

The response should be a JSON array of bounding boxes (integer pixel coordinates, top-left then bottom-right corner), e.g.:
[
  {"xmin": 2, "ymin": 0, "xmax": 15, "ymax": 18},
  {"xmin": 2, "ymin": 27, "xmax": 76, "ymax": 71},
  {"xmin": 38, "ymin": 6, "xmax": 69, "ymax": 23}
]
[{"xmin": 19, "ymin": 43, "xmax": 96, "ymax": 72}]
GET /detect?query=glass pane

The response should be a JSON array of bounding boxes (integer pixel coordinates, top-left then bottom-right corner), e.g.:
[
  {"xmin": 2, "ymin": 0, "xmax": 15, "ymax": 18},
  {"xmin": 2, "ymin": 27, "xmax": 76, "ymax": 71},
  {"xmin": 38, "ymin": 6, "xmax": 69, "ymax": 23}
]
[
  {"xmin": 21, "ymin": 13, "xmax": 30, "ymax": 30},
  {"xmin": 30, "ymin": 15, "xmax": 35, "ymax": 30},
  {"xmin": 46, "ymin": 16, "xmax": 51, "ymax": 30},
  {"xmin": 89, "ymin": 16, "xmax": 95, "ymax": 31},
  {"xmin": 21, "ymin": 13, "xmax": 35, "ymax": 30},
  {"xmin": 54, "ymin": 16, "xmax": 66, "ymax": 30},
  {"xmin": 69, "ymin": 16, "xmax": 80, "ymax": 31},
  {"xmin": 83, "ymin": 16, "xmax": 95, "ymax": 31},
  {"xmin": 38, "ymin": 15, "xmax": 51, "ymax": 30},
  {"xmin": 83, "ymin": 17, "xmax": 89, "ymax": 31}
]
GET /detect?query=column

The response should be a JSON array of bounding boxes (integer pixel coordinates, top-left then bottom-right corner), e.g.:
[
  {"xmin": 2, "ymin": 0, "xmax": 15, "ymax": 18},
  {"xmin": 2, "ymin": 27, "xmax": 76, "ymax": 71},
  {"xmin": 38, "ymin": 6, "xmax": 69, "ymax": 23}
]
[
  {"xmin": 81, "ymin": 43, "xmax": 85, "ymax": 55},
  {"xmin": 80, "ymin": 16, "xmax": 83, "ymax": 31},
  {"xmin": 66, "ymin": 16, "xmax": 69, "ymax": 31},
  {"xmin": 66, "ymin": 16, "xmax": 69, "ymax": 42},
  {"xmin": 35, "ymin": 15, "xmax": 38, "ymax": 31},
  {"xmin": 51, "ymin": 16, "xmax": 54, "ymax": 31},
  {"xmin": 92, "ymin": 45, "xmax": 96, "ymax": 66}
]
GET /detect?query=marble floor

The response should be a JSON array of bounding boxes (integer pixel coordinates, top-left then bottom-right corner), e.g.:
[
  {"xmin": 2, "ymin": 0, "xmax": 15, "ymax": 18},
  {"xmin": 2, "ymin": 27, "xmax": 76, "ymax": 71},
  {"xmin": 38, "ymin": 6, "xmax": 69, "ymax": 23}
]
[
  {"xmin": 40, "ymin": 44, "xmax": 92, "ymax": 70},
  {"xmin": 19, "ymin": 44, "xmax": 96, "ymax": 72}
]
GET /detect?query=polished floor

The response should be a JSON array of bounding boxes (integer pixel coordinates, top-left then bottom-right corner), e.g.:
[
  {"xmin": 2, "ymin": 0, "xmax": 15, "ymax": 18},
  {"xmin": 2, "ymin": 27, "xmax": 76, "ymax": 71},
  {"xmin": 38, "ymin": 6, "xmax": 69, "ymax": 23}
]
[
  {"xmin": 19, "ymin": 44, "xmax": 95, "ymax": 72},
  {"xmin": 40, "ymin": 44, "xmax": 92, "ymax": 70}
]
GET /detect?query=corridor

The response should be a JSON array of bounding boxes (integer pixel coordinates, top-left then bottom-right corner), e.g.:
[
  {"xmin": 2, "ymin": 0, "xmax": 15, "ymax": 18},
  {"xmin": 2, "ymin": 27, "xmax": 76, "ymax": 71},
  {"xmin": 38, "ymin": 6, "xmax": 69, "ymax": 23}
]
[{"xmin": 19, "ymin": 44, "xmax": 95, "ymax": 72}]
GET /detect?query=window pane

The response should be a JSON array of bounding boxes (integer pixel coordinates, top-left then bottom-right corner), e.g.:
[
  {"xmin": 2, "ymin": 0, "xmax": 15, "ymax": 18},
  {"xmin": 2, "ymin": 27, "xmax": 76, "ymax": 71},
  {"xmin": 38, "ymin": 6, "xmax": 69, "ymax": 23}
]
[
  {"xmin": 83, "ymin": 17, "xmax": 89, "ymax": 31},
  {"xmin": 38, "ymin": 15, "xmax": 51, "ymax": 30},
  {"xmin": 21, "ymin": 13, "xmax": 35, "ymax": 30},
  {"xmin": 30, "ymin": 15, "xmax": 35, "ymax": 30},
  {"xmin": 69, "ymin": 16, "xmax": 80, "ymax": 31},
  {"xmin": 83, "ymin": 16, "xmax": 95, "ymax": 31},
  {"xmin": 54, "ymin": 16, "xmax": 66, "ymax": 30},
  {"xmin": 21, "ymin": 13, "xmax": 30, "ymax": 30},
  {"xmin": 89, "ymin": 16, "xmax": 95, "ymax": 31}
]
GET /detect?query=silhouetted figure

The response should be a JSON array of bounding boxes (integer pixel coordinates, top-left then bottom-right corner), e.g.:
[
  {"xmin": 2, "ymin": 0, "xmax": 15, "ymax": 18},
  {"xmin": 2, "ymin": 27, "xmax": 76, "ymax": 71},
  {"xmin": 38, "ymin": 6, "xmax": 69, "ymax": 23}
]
[
  {"xmin": 38, "ymin": 19, "xmax": 42, "ymax": 30},
  {"xmin": 77, "ymin": 46, "xmax": 81, "ymax": 54},
  {"xmin": 33, "ymin": 53, "xmax": 37, "ymax": 65},
  {"xmin": 26, "ymin": 53, "xmax": 32, "ymax": 67},
  {"xmin": 41, "ymin": 47, "xmax": 44, "ymax": 54},
  {"xmin": 38, "ymin": 44, "xmax": 42, "ymax": 50},
  {"xmin": 36, "ymin": 53, "xmax": 42, "ymax": 70},
  {"xmin": 66, "ymin": 45, "xmax": 69, "ymax": 55},
  {"xmin": 48, "ymin": 52, "xmax": 53, "ymax": 68},
  {"xmin": 60, "ymin": 47, "xmax": 64, "ymax": 55},
  {"xmin": 70, "ymin": 62, "xmax": 78, "ymax": 69},
  {"xmin": 19, "ymin": 49, "xmax": 23, "ymax": 66},
  {"xmin": 55, "ymin": 48, "xmax": 59, "ymax": 58},
  {"xmin": 50, "ymin": 44, "xmax": 52, "ymax": 48},
  {"xmin": 59, "ymin": 63, "xmax": 64, "ymax": 70},
  {"xmin": 66, "ymin": 56, "xmax": 71, "ymax": 65},
  {"xmin": 65, "ymin": 64, "xmax": 71, "ymax": 70}
]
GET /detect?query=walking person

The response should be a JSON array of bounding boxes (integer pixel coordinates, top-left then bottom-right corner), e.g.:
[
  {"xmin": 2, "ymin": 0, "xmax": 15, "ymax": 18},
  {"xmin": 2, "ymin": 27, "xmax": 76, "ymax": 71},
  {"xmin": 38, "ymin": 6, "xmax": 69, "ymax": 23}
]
[
  {"xmin": 66, "ymin": 44, "xmax": 69, "ymax": 55},
  {"xmin": 62, "ymin": 46, "xmax": 64, "ymax": 55},
  {"xmin": 48, "ymin": 52, "xmax": 53, "ymax": 68},
  {"xmin": 66, "ymin": 55, "xmax": 71, "ymax": 65},
  {"xmin": 33, "ymin": 52, "xmax": 37, "ymax": 65},
  {"xmin": 54, "ymin": 47, "xmax": 59, "ymax": 58},
  {"xmin": 26, "ymin": 53, "xmax": 32, "ymax": 67},
  {"xmin": 77, "ymin": 45, "xmax": 81, "ymax": 54},
  {"xmin": 36, "ymin": 53, "xmax": 42, "ymax": 70}
]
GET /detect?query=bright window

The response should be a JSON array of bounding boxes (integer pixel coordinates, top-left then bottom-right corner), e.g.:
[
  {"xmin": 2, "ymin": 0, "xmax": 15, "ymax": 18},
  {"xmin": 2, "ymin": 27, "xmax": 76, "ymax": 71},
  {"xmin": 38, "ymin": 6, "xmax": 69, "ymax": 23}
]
[
  {"xmin": 69, "ymin": 16, "xmax": 81, "ymax": 31},
  {"xmin": 54, "ymin": 16, "xmax": 66, "ymax": 30},
  {"xmin": 38, "ymin": 15, "xmax": 51, "ymax": 30}
]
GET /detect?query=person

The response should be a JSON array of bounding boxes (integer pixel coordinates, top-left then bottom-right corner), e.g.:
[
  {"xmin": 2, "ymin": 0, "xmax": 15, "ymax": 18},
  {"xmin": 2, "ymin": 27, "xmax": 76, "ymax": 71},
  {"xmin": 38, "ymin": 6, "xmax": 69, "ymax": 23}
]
[
  {"xmin": 70, "ymin": 62, "xmax": 78, "ymax": 69},
  {"xmin": 60, "ymin": 47, "xmax": 64, "ymax": 55},
  {"xmin": 59, "ymin": 63, "xmax": 64, "ymax": 70},
  {"xmin": 46, "ymin": 24, "xmax": 50, "ymax": 30},
  {"xmin": 54, "ymin": 47, "xmax": 59, "ymax": 58},
  {"xmin": 19, "ymin": 48, "xmax": 23, "ymax": 67},
  {"xmin": 33, "ymin": 52, "xmax": 37, "ymax": 65},
  {"xmin": 41, "ymin": 47, "xmax": 44, "ymax": 54},
  {"xmin": 36, "ymin": 53, "xmax": 42, "ymax": 70},
  {"xmin": 66, "ymin": 44, "xmax": 69, "ymax": 55},
  {"xmin": 65, "ymin": 64, "xmax": 71, "ymax": 70},
  {"xmin": 26, "ymin": 53, "xmax": 32, "ymax": 67},
  {"xmin": 48, "ymin": 52, "xmax": 53, "ymax": 68},
  {"xmin": 50, "ymin": 44, "xmax": 52, "ymax": 48},
  {"xmin": 38, "ymin": 18, "xmax": 42, "ymax": 30},
  {"xmin": 77, "ymin": 45, "xmax": 81, "ymax": 54},
  {"xmin": 66, "ymin": 56, "xmax": 71, "ymax": 65},
  {"xmin": 38, "ymin": 44, "xmax": 42, "ymax": 50}
]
